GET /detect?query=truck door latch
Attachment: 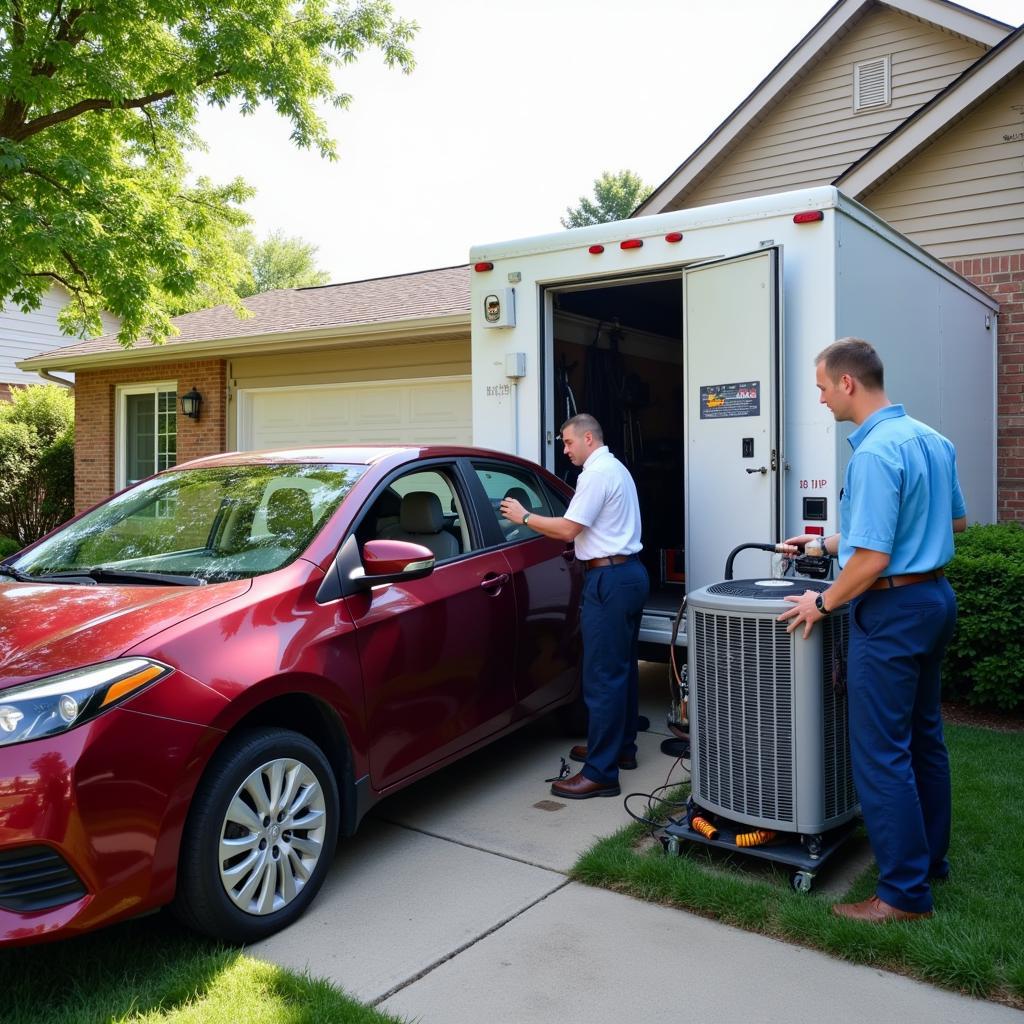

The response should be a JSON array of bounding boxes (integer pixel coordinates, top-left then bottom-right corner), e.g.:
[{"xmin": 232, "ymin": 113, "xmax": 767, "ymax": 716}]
[{"xmin": 746, "ymin": 466, "xmax": 768, "ymax": 475}]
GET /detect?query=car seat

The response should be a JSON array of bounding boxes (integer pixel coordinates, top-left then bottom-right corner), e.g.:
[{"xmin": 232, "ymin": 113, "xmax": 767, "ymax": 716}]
[
  {"xmin": 265, "ymin": 487, "xmax": 315, "ymax": 546},
  {"xmin": 380, "ymin": 491, "xmax": 459, "ymax": 560}
]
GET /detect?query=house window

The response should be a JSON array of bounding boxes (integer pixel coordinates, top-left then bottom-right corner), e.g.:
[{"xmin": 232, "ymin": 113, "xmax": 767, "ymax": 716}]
[
  {"xmin": 117, "ymin": 383, "xmax": 177, "ymax": 489},
  {"xmin": 853, "ymin": 56, "xmax": 890, "ymax": 112}
]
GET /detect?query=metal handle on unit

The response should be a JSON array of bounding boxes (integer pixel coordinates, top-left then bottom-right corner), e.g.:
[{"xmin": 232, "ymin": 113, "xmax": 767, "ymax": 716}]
[{"xmin": 746, "ymin": 466, "xmax": 768, "ymax": 475}]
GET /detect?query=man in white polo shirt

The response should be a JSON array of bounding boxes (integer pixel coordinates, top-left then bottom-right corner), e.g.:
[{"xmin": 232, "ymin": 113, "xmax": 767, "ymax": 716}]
[{"xmin": 500, "ymin": 413, "xmax": 648, "ymax": 799}]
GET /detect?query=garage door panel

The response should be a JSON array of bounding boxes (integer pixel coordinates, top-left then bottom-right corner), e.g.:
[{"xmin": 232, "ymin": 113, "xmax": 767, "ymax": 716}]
[{"xmin": 240, "ymin": 378, "xmax": 471, "ymax": 450}]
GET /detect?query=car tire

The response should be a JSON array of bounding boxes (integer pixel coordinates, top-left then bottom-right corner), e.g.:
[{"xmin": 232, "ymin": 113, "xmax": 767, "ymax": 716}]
[{"xmin": 173, "ymin": 727, "xmax": 339, "ymax": 943}]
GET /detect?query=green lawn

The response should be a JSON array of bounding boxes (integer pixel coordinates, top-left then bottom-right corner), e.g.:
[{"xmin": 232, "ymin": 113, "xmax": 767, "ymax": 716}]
[
  {"xmin": 1, "ymin": 914, "xmax": 407, "ymax": 1024},
  {"xmin": 572, "ymin": 723, "xmax": 1024, "ymax": 1008}
]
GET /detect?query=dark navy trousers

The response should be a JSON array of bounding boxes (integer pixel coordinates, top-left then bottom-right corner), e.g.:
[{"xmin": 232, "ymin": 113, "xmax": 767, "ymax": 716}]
[
  {"xmin": 847, "ymin": 577, "xmax": 957, "ymax": 913},
  {"xmin": 579, "ymin": 556, "xmax": 650, "ymax": 785}
]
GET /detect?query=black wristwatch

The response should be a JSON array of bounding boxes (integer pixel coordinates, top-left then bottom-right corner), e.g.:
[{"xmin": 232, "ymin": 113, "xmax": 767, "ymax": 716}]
[
  {"xmin": 814, "ymin": 592, "xmax": 831, "ymax": 616},
  {"xmin": 522, "ymin": 512, "xmax": 531, "ymax": 526}
]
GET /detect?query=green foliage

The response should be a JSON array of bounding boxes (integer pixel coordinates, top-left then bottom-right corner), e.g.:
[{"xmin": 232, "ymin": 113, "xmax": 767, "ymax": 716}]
[
  {"xmin": 0, "ymin": 384, "xmax": 75, "ymax": 543},
  {"xmin": 561, "ymin": 169, "xmax": 653, "ymax": 228},
  {"xmin": 944, "ymin": 523, "xmax": 1024, "ymax": 710},
  {"xmin": 0, "ymin": 2, "xmax": 416, "ymax": 345},
  {"xmin": 238, "ymin": 229, "xmax": 331, "ymax": 296},
  {"xmin": 0, "ymin": 535, "xmax": 19, "ymax": 557}
]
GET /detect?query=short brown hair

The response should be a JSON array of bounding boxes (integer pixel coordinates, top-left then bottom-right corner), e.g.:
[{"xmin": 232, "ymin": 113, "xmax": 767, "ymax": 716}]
[
  {"xmin": 561, "ymin": 413, "xmax": 604, "ymax": 441},
  {"xmin": 816, "ymin": 337, "xmax": 884, "ymax": 390}
]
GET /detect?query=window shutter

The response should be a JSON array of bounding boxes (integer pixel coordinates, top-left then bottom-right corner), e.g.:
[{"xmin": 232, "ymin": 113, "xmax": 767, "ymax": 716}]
[{"xmin": 853, "ymin": 56, "xmax": 890, "ymax": 112}]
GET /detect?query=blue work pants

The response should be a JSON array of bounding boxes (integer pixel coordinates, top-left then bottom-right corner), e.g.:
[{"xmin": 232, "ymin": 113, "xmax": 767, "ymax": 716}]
[
  {"xmin": 579, "ymin": 557, "xmax": 650, "ymax": 785},
  {"xmin": 847, "ymin": 577, "xmax": 957, "ymax": 913}
]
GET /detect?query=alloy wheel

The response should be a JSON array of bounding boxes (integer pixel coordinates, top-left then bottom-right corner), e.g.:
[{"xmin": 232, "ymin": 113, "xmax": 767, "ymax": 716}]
[{"xmin": 218, "ymin": 756, "xmax": 328, "ymax": 916}]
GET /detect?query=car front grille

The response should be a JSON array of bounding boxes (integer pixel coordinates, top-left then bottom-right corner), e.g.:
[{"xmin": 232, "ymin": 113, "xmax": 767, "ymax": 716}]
[{"xmin": 0, "ymin": 845, "xmax": 87, "ymax": 912}]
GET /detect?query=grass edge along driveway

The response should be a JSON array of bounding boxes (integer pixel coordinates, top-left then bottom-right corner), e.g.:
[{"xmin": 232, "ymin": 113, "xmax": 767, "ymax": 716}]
[
  {"xmin": 570, "ymin": 723, "xmax": 1024, "ymax": 1010},
  {"xmin": 3, "ymin": 917, "xmax": 410, "ymax": 1024}
]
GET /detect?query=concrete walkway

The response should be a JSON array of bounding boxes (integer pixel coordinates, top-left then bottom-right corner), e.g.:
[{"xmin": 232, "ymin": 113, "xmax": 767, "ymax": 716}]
[{"xmin": 251, "ymin": 663, "xmax": 1020, "ymax": 1023}]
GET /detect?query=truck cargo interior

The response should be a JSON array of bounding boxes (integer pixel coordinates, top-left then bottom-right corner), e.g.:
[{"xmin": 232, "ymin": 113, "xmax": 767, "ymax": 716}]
[{"xmin": 549, "ymin": 274, "xmax": 684, "ymax": 652}]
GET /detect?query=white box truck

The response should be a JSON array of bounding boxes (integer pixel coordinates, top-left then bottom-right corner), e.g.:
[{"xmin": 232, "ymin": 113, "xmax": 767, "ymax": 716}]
[{"xmin": 470, "ymin": 186, "xmax": 997, "ymax": 652}]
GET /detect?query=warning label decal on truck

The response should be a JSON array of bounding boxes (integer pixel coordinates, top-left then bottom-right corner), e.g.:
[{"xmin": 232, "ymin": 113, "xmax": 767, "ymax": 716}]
[{"xmin": 699, "ymin": 381, "xmax": 761, "ymax": 419}]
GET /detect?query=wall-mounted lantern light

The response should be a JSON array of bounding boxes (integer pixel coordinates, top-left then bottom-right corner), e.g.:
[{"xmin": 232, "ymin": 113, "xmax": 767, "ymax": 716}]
[{"xmin": 179, "ymin": 386, "xmax": 202, "ymax": 421}]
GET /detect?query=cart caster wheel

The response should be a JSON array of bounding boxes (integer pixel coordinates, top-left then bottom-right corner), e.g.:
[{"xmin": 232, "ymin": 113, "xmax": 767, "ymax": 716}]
[{"xmin": 791, "ymin": 871, "xmax": 814, "ymax": 893}]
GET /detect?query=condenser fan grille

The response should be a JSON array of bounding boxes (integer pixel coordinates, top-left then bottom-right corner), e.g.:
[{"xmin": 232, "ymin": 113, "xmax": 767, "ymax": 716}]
[
  {"xmin": 692, "ymin": 610, "xmax": 795, "ymax": 823},
  {"xmin": 822, "ymin": 612, "xmax": 856, "ymax": 820}
]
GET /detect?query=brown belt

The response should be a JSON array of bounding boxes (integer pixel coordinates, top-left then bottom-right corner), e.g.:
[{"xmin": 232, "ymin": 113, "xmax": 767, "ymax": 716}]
[
  {"xmin": 868, "ymin": 569, "xmax": 944, "ymax": 591},
  {"xmin": 581, "ymin": 554, "xmax": 633, "ymax": 571}
]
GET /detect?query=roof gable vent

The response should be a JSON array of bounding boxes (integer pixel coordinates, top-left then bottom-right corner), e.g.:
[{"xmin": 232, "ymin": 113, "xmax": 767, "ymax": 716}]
[{"xmin": 853, "ymin": 55, "xmax": 891, "ymax": 112}]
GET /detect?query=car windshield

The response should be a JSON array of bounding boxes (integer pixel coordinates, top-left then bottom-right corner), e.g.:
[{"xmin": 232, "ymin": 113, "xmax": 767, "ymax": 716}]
[{"xmin": 11, "ymin": 463, "xmax": 365, "ymax": 583}]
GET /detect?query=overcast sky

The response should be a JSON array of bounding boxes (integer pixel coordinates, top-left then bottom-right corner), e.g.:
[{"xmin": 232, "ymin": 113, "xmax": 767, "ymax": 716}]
[{"xmin": 190, "ymin": 0, "xmax": 1023, "ymax": 285}]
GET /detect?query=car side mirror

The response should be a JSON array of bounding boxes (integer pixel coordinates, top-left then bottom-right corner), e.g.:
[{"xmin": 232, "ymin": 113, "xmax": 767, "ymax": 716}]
[
  {"xmin": 317, "ymin": 535, "xmax": 436, "ymax": 603},
  {"xmin": 354, "ymin": 539, "xmax": 435, "ymax": 588}
]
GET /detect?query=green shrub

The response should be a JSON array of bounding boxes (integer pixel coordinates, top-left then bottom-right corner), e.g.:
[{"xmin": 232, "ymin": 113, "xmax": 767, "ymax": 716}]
[
  {"xmin": 943, "ymin": 523, "xmax": 1024, "ymax": 710},
  {"xmin": 0, "ymin": 385, "xmax": 75, "ymax": 545},
  {"xmin": 0, "ymin": 536, "xmax": 21, "ymax": 558}
]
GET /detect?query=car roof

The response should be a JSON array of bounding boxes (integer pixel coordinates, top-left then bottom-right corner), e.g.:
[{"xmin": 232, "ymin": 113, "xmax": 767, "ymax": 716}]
[{"xmin": 172, "ymin": 444, "xmax": 551, "ymax": 472}]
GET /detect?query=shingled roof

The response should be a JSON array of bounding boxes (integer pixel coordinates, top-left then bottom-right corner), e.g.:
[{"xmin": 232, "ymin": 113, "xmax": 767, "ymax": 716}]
[{"xmin": 19, "ymin": 264, "xmax": 471, "ymax": 369}]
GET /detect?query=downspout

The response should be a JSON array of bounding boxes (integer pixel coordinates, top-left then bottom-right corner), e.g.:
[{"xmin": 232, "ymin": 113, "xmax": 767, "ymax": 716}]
[{"xmin": 36, "ymin": 369, "xmax": 75, "ymax": 392}]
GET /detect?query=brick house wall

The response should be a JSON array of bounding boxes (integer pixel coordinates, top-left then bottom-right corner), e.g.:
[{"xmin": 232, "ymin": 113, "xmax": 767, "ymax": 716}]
[
  {"xmin": 947, "ymin": 256, "xmax": 1024, "ymax": 522},
  {"xmin": 74, "ymin": 359, "xmax": 226, "ymax": 513}
]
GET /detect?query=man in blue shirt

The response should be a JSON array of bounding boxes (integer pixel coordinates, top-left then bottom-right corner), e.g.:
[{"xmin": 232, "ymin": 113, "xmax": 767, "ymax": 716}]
[{"xmin": 780, "ymin": 338, "xmax": 966, "ymax": 923}]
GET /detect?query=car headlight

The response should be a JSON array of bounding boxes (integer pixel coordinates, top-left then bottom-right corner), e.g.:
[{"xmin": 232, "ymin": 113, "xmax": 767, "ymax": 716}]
[{"xmin": 0, "ymin": 658, "xmax": 173, "ymax": 748}]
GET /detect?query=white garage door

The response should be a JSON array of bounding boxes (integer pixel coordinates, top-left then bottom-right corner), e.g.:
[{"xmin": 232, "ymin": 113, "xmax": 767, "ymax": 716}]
[{"xmin": 238, "ymin": 377, "xmax": 472, "ymax": 450}]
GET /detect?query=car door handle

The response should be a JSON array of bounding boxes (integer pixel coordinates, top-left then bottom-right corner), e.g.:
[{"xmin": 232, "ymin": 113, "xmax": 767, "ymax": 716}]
[{"xmin": 480, "ymin": 573, "xmax": 510, "ymax": 590}]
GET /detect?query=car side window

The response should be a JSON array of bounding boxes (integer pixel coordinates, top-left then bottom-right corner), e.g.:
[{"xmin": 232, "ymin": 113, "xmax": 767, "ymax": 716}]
[
  {"xmin": 363, "ymin": 467, "xmax": 473, "ymax": 561},
  {"xmin": 471, "ymin": 463, "xmax": 553, "ymax": 543}
]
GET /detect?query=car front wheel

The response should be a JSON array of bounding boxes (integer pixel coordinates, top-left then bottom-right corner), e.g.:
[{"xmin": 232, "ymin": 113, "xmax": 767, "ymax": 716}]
[{"xmin": 174, "ymin": 728, "xmax": 339, "ymax": 943}]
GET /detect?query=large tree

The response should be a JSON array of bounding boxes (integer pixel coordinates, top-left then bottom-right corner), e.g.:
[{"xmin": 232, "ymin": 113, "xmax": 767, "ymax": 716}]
[
  {"xmin": 561, "ymin": 169, "xmax": 653, "ymax": 228},
  {"xmin": 0, "ymin": 2, "xmax": 415, "ymax": 345},
  {"xmin": 238, "ymin": 229, "xmax": 331, "ymax": 296}
]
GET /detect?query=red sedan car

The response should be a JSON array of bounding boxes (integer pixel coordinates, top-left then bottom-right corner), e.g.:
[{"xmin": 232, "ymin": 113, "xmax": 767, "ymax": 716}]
[{"xmin": 0, "ymin": 446, "xmax": 581, "ymax": 945}]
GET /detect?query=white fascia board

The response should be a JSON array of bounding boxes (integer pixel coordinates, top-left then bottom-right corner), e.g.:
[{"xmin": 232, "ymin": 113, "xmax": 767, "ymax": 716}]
[
  {"xmin": 889, "ymin": 0, "xmax": 1011, "ymax": 45},
  {"xmin": 637, "ymin": 0, "xmax": 1011, "ymax": 217},
  {"xmin": 15, "ymin": 312, "xmax": 470, "ymax": 373},
  {"xmin": 837, "ymin": 30, "xmax": 1024, "ymax": 196}
]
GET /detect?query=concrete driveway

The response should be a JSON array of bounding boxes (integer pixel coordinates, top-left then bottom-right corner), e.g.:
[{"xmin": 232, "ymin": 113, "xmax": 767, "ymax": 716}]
[{"xmin": 251, "ymin": 663, "xmax": 1020, "ymax": 1024}]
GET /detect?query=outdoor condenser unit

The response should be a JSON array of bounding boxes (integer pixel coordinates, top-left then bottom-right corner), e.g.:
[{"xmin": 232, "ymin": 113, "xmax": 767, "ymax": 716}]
[{"xmin": 686, "ymin": 578, "xmax": 858, "ymax": 837}]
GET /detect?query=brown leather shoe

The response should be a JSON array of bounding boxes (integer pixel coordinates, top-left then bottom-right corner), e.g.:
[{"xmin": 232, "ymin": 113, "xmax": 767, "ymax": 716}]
[
  {"xmin": 832, "ymin": 895, "xmax": 933, "ymax": 923},
  {"xmin": 550, "ymin": 771, "xmax": 621, "ymax": 800},
  {"xmin": 568, "ymin": 744, "xmax": 637, "ymax": 770}
]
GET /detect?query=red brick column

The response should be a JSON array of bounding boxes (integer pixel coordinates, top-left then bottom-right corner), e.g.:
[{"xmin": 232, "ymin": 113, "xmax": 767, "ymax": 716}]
[
  {"xmin": 74, "ymin": 359, "xmax": 227, "ymax": 513},
  {"xmin": 946, "ymin": 255, "xmax": 1024, "ymax": 523}
]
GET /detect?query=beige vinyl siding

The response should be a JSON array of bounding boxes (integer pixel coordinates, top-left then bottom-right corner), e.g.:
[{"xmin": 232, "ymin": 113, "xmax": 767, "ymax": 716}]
[
  {"xmin": 1, "ymin": 286, "xmax": 119, "ymax": 386},
  {"xmin": 676, "ymin": 7, "xmax": 985, "ymax": 210},
  {"xmin": 0, "ymin": 287, "xmax": 111, "ymax": 386},
  {"xmin": 862, "ymin": 72, "xmax": 1024, "ymax": 260},
  {"xmin": 227, "ymin": 337, "xmax": 470, "ymax": 447}
]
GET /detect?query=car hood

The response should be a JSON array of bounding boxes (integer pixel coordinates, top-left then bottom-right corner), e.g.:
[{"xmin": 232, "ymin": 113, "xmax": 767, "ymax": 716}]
[{"xmin": 0, "ymin": 579, "xmax": 252, "ymax": 688}]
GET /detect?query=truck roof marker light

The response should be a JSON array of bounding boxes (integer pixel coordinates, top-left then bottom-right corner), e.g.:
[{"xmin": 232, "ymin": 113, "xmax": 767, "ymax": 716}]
[
  {"xmin": 620, "ymin": 239, "xmax": 644, "ymax": 250},
  {"xmin": 793, "ymin": 211, "xmax": 824, "ymax": 224},
  {"xmin": 665, "ymin": 232, "xmax": 683, "ymax": 243},
  {"xmin": 588, "ymin": 244, "xmax": 605, "ymax": 254},
  {"xmin": 474, "ymin": 261, "xmax": 494, "ymax": 272}
]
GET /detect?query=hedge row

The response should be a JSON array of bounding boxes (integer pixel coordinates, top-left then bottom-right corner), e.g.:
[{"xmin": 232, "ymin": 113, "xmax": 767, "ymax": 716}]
[{"xmin": 944, "ymin": 522, "xmax": 1024, "ymax": 711}]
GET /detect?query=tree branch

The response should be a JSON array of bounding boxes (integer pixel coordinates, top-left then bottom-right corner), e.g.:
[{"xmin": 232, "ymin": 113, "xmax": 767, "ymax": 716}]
[{"xmin": 13, "ymin": 69, "xmax": 232, "ymax": 140}]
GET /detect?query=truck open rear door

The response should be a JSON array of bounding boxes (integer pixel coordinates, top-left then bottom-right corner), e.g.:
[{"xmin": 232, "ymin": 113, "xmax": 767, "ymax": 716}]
[{"xmin": 684, "ymin": 248, "xmax": 782, "ymax": 591}]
